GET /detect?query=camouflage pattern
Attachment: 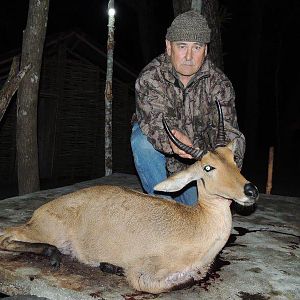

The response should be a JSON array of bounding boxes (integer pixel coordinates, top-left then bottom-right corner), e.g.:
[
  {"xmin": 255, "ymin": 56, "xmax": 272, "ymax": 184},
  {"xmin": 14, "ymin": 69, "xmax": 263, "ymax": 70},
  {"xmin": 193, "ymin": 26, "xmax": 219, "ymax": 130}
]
[{"xmin": 135, "ymin": 52, "xmax": 245, "ymax": 175}]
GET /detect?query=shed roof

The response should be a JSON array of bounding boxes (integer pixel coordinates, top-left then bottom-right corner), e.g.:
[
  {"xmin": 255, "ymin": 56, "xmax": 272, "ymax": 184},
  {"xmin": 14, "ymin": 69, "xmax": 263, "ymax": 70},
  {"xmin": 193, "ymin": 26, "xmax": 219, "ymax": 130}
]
[{"xmin": 0, "ymin": 30, "xmax": 138, "ymax": 84}]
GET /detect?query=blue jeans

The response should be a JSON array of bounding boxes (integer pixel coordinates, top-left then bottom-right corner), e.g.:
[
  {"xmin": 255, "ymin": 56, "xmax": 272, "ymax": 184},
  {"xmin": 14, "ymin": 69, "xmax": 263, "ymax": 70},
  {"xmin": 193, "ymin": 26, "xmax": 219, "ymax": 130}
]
[{"xmin": 130, "ymin": 122, "xmax": 197, "ymax": 206}]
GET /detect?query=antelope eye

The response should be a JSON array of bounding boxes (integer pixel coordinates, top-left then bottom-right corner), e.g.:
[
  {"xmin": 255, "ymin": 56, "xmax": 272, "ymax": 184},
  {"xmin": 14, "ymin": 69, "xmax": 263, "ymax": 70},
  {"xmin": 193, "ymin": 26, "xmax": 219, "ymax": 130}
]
[{"xmin": 204, "ymin": 165, "xmax": 215, "ymax": 172}]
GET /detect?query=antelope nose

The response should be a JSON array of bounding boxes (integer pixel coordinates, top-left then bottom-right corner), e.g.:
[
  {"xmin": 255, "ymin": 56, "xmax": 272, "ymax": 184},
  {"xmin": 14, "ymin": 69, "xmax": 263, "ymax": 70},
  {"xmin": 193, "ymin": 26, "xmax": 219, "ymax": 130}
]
[{"xmin": 244, "ymin": 183, "xmax": 259, "ymax": 199}]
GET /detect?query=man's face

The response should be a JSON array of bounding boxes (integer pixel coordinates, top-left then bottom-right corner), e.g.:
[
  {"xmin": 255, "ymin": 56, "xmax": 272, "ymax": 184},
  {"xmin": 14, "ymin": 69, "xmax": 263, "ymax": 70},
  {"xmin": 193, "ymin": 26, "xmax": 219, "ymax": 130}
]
[{"xmin": 166, "ymin": 40, "xmax": 207, "ymax": 78}]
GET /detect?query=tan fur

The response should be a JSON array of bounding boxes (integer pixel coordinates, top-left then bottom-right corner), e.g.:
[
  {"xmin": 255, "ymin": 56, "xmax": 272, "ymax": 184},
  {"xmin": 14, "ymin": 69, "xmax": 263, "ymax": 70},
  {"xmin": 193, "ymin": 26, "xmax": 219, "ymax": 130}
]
[{"xmin": 0, "ymin": 141, "xmax": 257, "ymax": 294}]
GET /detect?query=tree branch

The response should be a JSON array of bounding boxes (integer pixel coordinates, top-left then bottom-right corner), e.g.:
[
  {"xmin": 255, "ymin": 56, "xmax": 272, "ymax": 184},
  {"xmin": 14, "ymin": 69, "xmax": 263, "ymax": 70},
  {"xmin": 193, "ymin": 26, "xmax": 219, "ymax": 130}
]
[{"xmin": 0, "ymin": 56, "xmax": 32, "ymax": 123}]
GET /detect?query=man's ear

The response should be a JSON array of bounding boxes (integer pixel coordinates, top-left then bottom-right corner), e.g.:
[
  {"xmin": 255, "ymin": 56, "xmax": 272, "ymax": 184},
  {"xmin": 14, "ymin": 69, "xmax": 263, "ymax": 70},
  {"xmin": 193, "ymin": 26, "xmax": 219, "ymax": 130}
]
[
  {"xmin": 204, "ymin": 44, "xmax": 208, "ymax": 56},
  {"xmin": 166, "ymin": 40, "xmax": 171, "ymax": 56}
]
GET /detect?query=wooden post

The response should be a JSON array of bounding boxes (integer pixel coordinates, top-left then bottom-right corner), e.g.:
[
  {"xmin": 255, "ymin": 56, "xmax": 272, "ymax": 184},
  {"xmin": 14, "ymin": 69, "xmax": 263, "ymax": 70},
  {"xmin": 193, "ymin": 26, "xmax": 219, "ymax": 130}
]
[
  {"xmin": 266, "ymin": 146, "xmax": 274, "ymax": 195},
  {"xmin": 104, "ymin": 0, "xmax": 115, "ymax": 176}
]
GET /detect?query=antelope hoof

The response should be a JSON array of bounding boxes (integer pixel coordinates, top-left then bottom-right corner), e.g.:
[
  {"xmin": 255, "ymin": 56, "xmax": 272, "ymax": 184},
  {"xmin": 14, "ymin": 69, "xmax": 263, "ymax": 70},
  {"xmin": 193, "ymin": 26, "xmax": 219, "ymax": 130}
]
[
  {"xmin": 99, "ymin": 262, "xmax": 124, "ymax": 276},
  {"xmin": 43, "ymin": 246, "xmax": 62, "ymax": 269}
]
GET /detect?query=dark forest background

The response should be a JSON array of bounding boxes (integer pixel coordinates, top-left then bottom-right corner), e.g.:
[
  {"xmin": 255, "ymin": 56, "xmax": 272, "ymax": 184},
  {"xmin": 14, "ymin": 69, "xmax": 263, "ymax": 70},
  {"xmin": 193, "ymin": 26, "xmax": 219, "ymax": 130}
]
[{"xmin": 0, "ymin": 0, "xmax": 299, "ymax": 197}]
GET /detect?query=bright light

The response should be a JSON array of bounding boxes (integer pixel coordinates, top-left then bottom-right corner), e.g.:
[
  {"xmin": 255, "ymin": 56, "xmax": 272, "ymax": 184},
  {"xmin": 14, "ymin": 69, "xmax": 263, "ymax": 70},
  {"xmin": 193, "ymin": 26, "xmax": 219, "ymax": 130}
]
[{"xmin": 108, "ymin": 8, "xmax": 115, "ymax": 16}]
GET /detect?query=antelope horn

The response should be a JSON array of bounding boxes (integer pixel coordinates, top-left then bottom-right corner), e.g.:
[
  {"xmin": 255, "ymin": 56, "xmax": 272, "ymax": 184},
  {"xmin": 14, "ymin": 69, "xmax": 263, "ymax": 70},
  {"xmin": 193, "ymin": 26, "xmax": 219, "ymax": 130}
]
[
  {"xmin": 215, "ymin": 100, "xmax": 227, "ymax": 147},
  {"xmin": 162, "ymin": 117, "xmax": 205, "ymax": 160}
]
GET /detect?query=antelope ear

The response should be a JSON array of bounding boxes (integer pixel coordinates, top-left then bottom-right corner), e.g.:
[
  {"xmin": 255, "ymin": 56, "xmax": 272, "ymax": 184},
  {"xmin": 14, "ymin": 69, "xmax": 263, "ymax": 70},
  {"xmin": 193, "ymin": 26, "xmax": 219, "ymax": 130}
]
[
  {"xmin": 226, "ymin": 138, "xmax": 238, "ymax": 153},
  {"xmin": 155, "ymin": 163, "xmax": 201, "ymax": 192}
]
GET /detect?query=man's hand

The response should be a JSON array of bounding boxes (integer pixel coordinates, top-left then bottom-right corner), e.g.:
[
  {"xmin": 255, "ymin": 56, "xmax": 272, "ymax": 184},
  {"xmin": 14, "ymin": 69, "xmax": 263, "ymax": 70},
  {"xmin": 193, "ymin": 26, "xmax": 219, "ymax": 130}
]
[{"xmin": 169, "ymin": 129, "xmax": 193, "ymax": 159}]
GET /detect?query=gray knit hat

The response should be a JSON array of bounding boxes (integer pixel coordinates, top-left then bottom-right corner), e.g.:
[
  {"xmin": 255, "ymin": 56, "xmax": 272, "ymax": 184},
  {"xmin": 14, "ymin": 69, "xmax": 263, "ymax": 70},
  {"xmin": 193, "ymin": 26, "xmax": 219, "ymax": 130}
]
[{"xmin": 166, "ymin": 10, "xmax": 211, "ymax": 44}]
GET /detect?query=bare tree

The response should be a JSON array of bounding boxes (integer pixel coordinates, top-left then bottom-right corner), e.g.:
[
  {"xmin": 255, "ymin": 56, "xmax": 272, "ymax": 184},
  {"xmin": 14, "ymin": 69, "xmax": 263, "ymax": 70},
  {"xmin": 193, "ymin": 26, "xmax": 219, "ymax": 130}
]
[{"xmin": 16, "ymin": 0, "xmax": 49, "ymax": 195}]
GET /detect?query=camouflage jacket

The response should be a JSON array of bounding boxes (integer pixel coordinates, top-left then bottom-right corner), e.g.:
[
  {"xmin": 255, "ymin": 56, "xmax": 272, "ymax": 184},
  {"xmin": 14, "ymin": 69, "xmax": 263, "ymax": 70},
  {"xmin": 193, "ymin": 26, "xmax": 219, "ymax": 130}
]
[{"xmin": 135, "ymin": 52, "xmax": 245, "ymax": 175}]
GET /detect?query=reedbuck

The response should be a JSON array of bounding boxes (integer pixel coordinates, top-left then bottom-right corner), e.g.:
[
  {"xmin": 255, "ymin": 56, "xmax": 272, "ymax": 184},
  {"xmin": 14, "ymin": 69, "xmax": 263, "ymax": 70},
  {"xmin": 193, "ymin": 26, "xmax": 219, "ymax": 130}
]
[{"xmin": 0, "ymin": 102, "xmax": 258, "ymax": 294}]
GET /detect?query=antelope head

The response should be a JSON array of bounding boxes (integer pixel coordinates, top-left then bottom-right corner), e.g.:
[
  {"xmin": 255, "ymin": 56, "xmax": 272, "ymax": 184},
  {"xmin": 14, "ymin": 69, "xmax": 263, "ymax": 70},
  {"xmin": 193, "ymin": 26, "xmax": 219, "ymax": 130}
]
[{"xmin": 155, "ymin": 101, "xmax": 259, "ymax": 206}]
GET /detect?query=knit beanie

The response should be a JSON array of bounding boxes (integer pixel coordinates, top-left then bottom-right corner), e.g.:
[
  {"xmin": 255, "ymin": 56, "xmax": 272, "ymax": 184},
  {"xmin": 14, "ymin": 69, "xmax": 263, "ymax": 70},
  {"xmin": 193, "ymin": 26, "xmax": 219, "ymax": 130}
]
[{"xmin": 166, "ymin": 10, "xmax": 211, "ymax": 44}]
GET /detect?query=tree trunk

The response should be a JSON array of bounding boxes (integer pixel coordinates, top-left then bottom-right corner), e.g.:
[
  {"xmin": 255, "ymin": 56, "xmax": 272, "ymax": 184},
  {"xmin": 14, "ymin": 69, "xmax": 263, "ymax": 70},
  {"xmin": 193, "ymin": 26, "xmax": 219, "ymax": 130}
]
[
  {"xmin": 172, "ymin": 0, "xmax": 192, "ymax": 17},
  {"xmin": 202, "ymin": 0, "xmax": 223, "ymax": 69},
  {"xmin": 105, "ymin": 0, "xmax": 115, "ymax": 176},
  {"xmin": 16, "ymin": 0, "xmax": 49, "ymax": 195}
]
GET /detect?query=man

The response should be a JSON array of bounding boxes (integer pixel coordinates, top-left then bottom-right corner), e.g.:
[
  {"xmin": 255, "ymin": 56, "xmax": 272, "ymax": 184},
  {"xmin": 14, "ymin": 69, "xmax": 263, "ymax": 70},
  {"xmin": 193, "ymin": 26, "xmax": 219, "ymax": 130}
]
[{"xmin": 131, "ymin": 10, "xmax": 245, "ymax": 205}]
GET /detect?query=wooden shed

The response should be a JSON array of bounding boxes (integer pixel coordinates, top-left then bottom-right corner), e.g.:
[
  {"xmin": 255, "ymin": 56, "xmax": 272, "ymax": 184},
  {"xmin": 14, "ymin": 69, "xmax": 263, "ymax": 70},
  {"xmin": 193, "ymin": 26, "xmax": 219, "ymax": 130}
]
[{"xmin": 0, "ymin": 31, "xmax": 138, "ymax": 188}]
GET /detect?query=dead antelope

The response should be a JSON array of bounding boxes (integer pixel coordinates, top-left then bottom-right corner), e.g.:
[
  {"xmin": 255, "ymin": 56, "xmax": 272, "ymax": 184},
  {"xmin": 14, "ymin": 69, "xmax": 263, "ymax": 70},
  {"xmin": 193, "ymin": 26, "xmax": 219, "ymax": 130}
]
[{"xmin": 0, "ymin": 102, "xmax": 258, "ymax": 294}]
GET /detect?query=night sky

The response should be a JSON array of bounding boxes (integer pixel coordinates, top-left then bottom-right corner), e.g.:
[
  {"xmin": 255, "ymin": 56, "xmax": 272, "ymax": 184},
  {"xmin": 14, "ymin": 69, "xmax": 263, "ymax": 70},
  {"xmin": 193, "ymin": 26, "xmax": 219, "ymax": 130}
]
[
  {"xmin": 0, "ymin": 0, "xmax": 299, "ymax": 196},
  {"xmin": 0, "ymin": 0, "xmax": 173, "ymax": 71}
]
